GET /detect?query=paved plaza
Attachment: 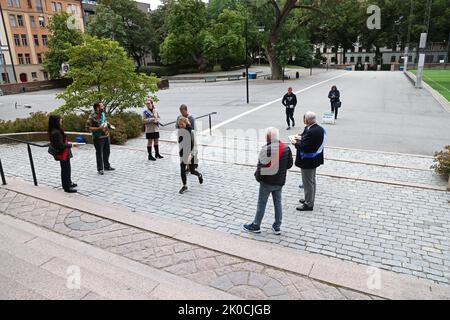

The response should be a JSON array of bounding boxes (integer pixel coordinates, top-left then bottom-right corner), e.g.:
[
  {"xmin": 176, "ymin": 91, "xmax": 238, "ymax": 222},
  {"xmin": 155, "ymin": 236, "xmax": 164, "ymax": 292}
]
[{"xmin": 1, "ymin": 70, "xmax": 450, "ymax": 299}]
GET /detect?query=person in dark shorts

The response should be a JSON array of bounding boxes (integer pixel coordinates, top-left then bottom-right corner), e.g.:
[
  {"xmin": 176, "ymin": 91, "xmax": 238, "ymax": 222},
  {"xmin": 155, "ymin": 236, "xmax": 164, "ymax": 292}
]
[
  {"xmin": 143, "ymin": 99, "xmax": 163, "ymax": 161},
  {"xmin": 177, "ymin": 117, "xmax": 203, "ymax": 194},
  {"xmin": 282, "ymin": 87, "xmax": 298, "ymax": 130}
]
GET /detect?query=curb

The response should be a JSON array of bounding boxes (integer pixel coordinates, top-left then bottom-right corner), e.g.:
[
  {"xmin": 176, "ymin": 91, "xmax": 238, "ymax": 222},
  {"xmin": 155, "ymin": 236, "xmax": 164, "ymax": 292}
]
[
  {"xmin": 404, "ymin": 71, "xmax": 450, "ymax": 113},
  {"xmin": 2, "ymin": 177, "xmax": 449, "ymax": 300}
]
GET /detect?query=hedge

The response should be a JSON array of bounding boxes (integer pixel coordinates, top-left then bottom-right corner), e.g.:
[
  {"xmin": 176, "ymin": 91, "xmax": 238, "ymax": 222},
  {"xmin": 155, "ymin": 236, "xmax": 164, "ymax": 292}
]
[{"xmin": 0, "ymin": 111, "xmax": 143, "ymax": 145}]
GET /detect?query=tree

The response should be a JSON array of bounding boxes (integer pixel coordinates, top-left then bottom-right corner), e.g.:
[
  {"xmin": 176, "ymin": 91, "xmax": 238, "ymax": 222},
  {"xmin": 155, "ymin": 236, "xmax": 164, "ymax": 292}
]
[
  {"xmin": 43, "ymin": 12, "xmax": 83, "ymax": 79},
  {"xmin": 148, "ymin": 0, "xmax": 170, "ymax": 64},
  {"xmin": 87, "ymin": 0, "xmax": 155, "ymax": 68},
  {"xmin": 160, "ymin": 0, "xmax": 209, "ymax": 71},
  {"xmin": 56, "ymin": 36, "xmax": 159, "ymax": 115},
  {"xmin": 203, "ymin": 9, "xmax": 246, "ymax": 70},
  {"xmin": 261, "ymin": 0, "xmax": 324, "ymax": 79}
]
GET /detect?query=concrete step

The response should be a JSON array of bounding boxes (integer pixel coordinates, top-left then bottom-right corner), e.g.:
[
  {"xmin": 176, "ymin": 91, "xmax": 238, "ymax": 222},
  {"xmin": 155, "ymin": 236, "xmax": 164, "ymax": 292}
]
[
  {"xmin": 0, "ymin": 214, "xmax": 239, "ymax": 300},
  {"xmin": 0, "ymin": 273, "xmax": 46, "ymax": 300}
]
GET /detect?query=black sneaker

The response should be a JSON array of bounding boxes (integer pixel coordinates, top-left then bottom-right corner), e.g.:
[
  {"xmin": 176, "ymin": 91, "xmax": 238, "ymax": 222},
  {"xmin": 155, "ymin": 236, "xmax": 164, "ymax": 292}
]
[
  {"xmin": 272, "ymin": 225, "xmax": 281, "ymax": 235},
  {"xmin": 286, "ymin": 127, "xmax": 291, "ymax": 130},
  {"xmin": 179, "ymin": 186, "xmax": 188, "ymax": 194},
  {"xmin": 105, "ymin": 167, "xmax": 115, "ymax": 171},
  {"xmin": 98, "ymin": 170, "xmax": 104, "ymax": 175},
  {"xmin": 70, "ymin": 183, "xmax": 77, "ymax": 188},
  {"xmin": 198, "ymin": 173, "xmax": 203, "ymax": 184},
  {"xmin": 64, "ymin": 188, "xmax": 77, "ymax": 193},
  {"xmin": 243, "ymin": 223, "xmax": 261, "ymax": 233},
  {"xmin": 296, "ymin": 204, "xmax": 313, "ymax": 211}
]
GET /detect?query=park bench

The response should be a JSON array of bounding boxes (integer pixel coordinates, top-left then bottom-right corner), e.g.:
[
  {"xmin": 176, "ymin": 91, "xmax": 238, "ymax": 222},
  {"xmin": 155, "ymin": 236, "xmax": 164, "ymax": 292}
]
[
  {"xmin": 227, "ymin": 75, "xmax": 241, "ymax": 81},
  {"xmin": 204, "ymin": 76, "xmax": 217, "ymax": 82}
]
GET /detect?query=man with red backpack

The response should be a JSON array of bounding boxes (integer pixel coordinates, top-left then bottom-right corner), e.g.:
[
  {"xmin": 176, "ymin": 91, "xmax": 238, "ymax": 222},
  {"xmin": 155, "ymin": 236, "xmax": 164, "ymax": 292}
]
[{"xmin": 243, "ymin": 127, "xmax": 293, "ymax": 235}]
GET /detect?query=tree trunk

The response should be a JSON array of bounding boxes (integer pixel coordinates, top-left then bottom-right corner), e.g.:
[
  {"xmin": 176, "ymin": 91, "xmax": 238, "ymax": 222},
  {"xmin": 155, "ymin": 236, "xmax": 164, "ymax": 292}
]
[{"xmin": 266, "ymin": 42, "xmax": 283, "ymax": 80}]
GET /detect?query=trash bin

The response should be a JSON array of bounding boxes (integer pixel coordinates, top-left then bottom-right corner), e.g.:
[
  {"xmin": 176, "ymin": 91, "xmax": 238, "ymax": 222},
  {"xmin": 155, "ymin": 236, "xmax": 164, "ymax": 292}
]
[
  {"xmin": 296, "ymin": 71, "xmax": 300, "ymax": 79},
  {"xmin": 248, "ymin": 72, "xmax": 257, "ymax": 79},
  {"xmin": 399, "ymin": 66, "xmax": 405, "ymax": 71}
]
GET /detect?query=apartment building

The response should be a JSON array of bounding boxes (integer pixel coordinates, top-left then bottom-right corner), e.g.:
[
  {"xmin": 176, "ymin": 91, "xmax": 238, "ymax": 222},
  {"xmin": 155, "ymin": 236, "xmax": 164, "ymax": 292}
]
[{"xmin": 0, "ymin": 0, "xmax": 83, "ymax": 83}]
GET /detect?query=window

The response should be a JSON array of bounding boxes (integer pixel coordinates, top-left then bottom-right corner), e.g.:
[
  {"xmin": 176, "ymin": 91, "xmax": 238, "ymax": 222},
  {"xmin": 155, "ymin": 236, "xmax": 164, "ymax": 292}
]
[
  {"xmin": 67, "ymin": 4, "xmax": 78, "ymax": 14},
  {"xmin": 2, "ymin": 73, "xmax": 10, "ymax": 84},
  {"xmin": 14, "ymin": 34, "xmax": 20, "ymax": 46},
  {"xmin": 35, "ymin": 0, "xmax": 43, "ymax": 12},
  {"xmin": 51, "ymin": 2, "xmax": 56, "ymax": 12},
  {"xmin": 9, "ymin": 15, "xmax": 17, "ymax": 27},
  {"xmin": 31, "ymin": 72, "xmax": 37, "ymax": 79},
  {"xmin": 21, "ymin": 34, "xmax": 28, "ymax": 46},
  {"xmin": 330, "ymin": 57, "xmax": 336, "ymax": 63},
  {"xmin": 38, "ymin": 16, "xmax": 45, "ymax": 27},
  {"xmin": 365, "ymin": 56, "xmax": 370, "ymax": 63},
  {"xmin": 18, "ymin": 54, "xmax": 24, "ymax": 64},
  {"xmin": 6, "ymin": 0, "xmax": 13, "ymax": 7},
  {"xmin": 25, "ymin": 54, "xmax": 31, "ymax": 64},
  {"xmin": 17, "ymin": 15, "xmax": 24, "ymax": 27},
  {"xmin": 438, "ymin": 55, "xmax": 445, "ymax": 62},
  {"xmin": 344, "ymin": 57, "xmax": 348, "ymax": 63},
  {"xmin": 14, "ymin": 0, "xmax": 21, "ymax": 7},
  {"xmin": 425, "ymin": 55, "xmax": 434, "ymax": 63},
  {"xmin": 43, "ymin": 71, "xmax": 49, "ymax": 80},
  {"xmin": 37, "ymin": 53, "xmax": 42, "ymax": 63},
  {"xmin": 42, "ymin": 35, "xmax": 47, "ymax": 46},
  {"xmin": 357, "ymin": 56, "xmax": 362, "ymax": 63},
  {"xmin": 33, "ymin": 35, "xmax": 39, "ymax": 46},
  {"xmin": 391, "ymin": 55, "xmax": 396, "ymax": 62},
  {"xmin": 30, "ymin": 16, "xmax": 36, "ymax": 28},
  {"xmin": 57, "ymin": 2, "xmax": 62, "ymax": 12},
  {"xmin": 0, "ymin": 54, "xmax": 5, "ymax": 65},
  {"xmin": 350, "ymin": 56, "xmax": 355, "ymax": 63},
  {"xmin": 27, "ymin": 0, "xmax": 32, "ymax": 8}
]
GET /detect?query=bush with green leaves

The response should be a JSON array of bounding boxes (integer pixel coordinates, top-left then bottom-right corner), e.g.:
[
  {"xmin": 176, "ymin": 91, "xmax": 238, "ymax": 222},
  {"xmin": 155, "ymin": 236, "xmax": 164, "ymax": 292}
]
[
  {"xmin": 0, "ymin": 111, "xmax": 143, "ymax": 145},
  {"xmin": 431, "ymin": 146, "xmax": 450, "ymax": 176}
]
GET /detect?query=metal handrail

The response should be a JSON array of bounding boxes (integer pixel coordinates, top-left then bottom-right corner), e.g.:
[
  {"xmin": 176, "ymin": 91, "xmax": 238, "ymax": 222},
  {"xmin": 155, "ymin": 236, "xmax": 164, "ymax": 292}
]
[
  {"xmin": 0, "ymin": 136, "xmax": 49, "ymax": 186},
  {"xmin": 160, "ymin": 112, "xmax": 218, "ymax": 135}
]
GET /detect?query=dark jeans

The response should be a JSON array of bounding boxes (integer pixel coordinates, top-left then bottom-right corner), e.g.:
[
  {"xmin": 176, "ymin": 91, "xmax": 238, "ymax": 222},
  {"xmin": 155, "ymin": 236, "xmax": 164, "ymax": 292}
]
[
  {"xmin": 60, "ymin": 158, "xmax": 72, "ymax": 191},
  {"xmin": 180, "ymin": 160, "xmax": 200, "ymax": 185},
  {"xmin": 93, "ymin": 137, "xmax": 111, "ymax": 171},
  {"xmin": 253, "ymin": 182, "xmax": 283, "ymax": 229},
  {"xmin": 285, "ymin": 107, "xmax": 295, "ymax": 127}
]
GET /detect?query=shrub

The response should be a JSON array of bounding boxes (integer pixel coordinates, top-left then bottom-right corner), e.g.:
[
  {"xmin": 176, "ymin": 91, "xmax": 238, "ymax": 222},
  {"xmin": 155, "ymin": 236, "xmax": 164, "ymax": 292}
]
[
  {"xmin": 63, "ymin": 112, "xmax": 89, "ymax": 132},
  {"xmin": 109, "ymin": 112, "xmax": 143, "ymax": 140},
  {"xmin": 0, "ymin": 112, "xmax": 49, "ymax": 134},
  {"xmin": 431, "ymin": 145, "xmax": 450, "ymax": 176}
]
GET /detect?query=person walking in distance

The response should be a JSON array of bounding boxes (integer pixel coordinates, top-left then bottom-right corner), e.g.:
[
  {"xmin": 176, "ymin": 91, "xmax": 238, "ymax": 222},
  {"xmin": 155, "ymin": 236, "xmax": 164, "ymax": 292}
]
[
  {"xmin": 243, "ymin": 127, "xmax": 293, "ymax": 235},
  {"xmin": 328, "ymin": 85, "xmax": 341, "ymax": 120},
  {"xmin": 86, "ymin": 102, "xmax": 115, "ymax": 175},
  {"xmin": 293, "ymin": 112, "xmax": 325, "ymax": 211},
  {"xmin": 282, "ymin": 87, "xmax": 297, "ymax": 130},
  {"xmin": 177, "ymin": 117, "xmax": 203, "ymax": 194},
  {"xmin": 143, "ymin": 99, "xmax": 163, "ymax": 161},
  {"xmin": 48, "ymin": 114, "xmax": 78, "ymax": 193}
]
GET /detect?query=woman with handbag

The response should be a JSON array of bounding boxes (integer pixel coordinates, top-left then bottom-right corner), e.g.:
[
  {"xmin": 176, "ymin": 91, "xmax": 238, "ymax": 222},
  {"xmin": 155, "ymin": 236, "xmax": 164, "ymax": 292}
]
[
  {"xmin": 48, "ymin": 114, "xmax": 78, "ymax": 193},
  {"xmin": 328, "ymin": 85, "xmax": 341, "ymax": 120},
  {"xmin": 177, "ymin": 117, "xmax": 203, "ymax": 194},
  {"xmin": 143, "ymin": 99, "xmax": 163, "ymax": 161}
]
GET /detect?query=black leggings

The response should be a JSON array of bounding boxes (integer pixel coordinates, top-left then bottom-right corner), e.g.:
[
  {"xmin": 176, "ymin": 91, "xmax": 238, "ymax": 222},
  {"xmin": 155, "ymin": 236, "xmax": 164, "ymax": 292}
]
[
  {"xmin": 180, "ymin": 162, "xmax": 200, "ymax": 185},
  {"xmin": 285, "ymin": 108, "xmax": 295, "ymax": 126},
  {"xmin": 331, "ymin": 105, "xmax": 339, "ymax": 119}
]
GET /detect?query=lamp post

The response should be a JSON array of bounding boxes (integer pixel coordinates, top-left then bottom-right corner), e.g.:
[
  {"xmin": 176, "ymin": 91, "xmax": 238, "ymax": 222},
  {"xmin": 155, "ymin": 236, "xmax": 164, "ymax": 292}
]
[{"xmin": 245, "ymin": 16, "xmax": 249, "ymax": 104}]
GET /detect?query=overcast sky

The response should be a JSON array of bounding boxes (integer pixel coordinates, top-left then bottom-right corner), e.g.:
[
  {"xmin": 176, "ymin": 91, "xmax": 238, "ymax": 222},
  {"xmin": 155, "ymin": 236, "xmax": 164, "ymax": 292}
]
[{"xmin": 137, "ymin": 0, "xmax": 162, "ymax": 9}]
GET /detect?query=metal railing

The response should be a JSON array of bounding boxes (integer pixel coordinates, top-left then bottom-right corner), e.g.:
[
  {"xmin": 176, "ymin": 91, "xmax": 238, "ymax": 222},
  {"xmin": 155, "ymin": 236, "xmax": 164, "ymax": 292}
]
[
  {"xmin": 0, "ymin": 137, "xmax": 49, "ymax": 186},
  {"xmin": 160, "ymin": 112, "xmax": 218, "ymax": 135}
]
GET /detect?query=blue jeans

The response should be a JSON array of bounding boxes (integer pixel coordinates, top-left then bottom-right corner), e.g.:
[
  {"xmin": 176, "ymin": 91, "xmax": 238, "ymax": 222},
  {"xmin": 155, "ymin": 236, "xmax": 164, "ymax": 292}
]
[{"xmin": 253, "ymin": 182, "xmax": 283, "ymax": 229}]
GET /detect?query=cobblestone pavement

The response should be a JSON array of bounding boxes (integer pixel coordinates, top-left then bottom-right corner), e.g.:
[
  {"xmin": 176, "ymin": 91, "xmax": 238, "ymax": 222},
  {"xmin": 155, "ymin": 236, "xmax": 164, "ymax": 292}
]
[
  {"xmin": 0, "ymin": 189, "xmax": 378, "ymax": 300},
  {"xmin": 1, "ymin": 142, "xmax": 449, "ymax": 284},
  {"xmin": 126, "ymin": 134, "xmax": 446, "ymax": 188}
]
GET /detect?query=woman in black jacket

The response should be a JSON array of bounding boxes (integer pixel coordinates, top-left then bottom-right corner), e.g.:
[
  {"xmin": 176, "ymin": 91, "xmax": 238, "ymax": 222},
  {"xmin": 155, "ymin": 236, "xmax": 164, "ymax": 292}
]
[
  {"xmin": 48, "ymin": 114, "xmax": 78, "ymax": 193},
  {"xmin": 328, "ymin": 85, "xmax": 341, "ymax": 119},
  {"xmin": 177, "ymin": 117, "xmax": 203, "ymax": 194}
]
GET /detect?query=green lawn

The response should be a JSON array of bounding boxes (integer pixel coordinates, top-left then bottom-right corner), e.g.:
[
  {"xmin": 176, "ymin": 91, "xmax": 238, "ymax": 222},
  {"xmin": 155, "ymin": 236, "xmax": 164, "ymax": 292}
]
[{"xmin": 411, "ymin": 69, "xmax": 450, "ymax": 102}]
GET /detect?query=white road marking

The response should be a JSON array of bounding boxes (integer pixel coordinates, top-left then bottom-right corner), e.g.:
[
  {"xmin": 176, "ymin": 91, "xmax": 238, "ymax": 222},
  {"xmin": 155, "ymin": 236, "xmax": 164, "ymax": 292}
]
[{"xmin": 200, "ymin": 71, "xmax": 351, "ymax": 135}]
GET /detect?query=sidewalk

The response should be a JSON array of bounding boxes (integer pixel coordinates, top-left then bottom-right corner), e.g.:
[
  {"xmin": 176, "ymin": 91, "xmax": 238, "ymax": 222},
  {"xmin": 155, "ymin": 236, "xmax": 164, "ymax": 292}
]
[{"xmin": 1, "ymin": 179, "xmax": 449, "ymax": 299}]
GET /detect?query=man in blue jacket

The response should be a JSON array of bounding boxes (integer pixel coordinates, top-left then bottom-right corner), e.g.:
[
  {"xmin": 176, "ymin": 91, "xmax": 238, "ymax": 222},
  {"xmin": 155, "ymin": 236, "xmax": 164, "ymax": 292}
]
[
  {"xmin": 243, "ymin": 127, "xmax": 293, "ymax": 235},
  {"xmin": 293, "ymin": 111, "xmax": 325, "ymax": 211}
]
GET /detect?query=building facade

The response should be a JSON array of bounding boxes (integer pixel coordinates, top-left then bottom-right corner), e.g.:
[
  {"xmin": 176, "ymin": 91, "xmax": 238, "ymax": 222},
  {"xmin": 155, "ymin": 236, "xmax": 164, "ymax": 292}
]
[{"xmin": 0, "ymin": 0, "xmax": 84, "ymax": 83}]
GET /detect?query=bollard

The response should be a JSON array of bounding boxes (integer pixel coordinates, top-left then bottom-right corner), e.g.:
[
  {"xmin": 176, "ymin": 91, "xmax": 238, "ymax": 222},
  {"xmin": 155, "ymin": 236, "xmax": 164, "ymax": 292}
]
[
  {"xmin": 0, "ymin": 159, "xmax": 6, "ymax": 185},
  {"xmin": 27, "ymin": 144, "xmax": 38, "ymax": 186}
]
